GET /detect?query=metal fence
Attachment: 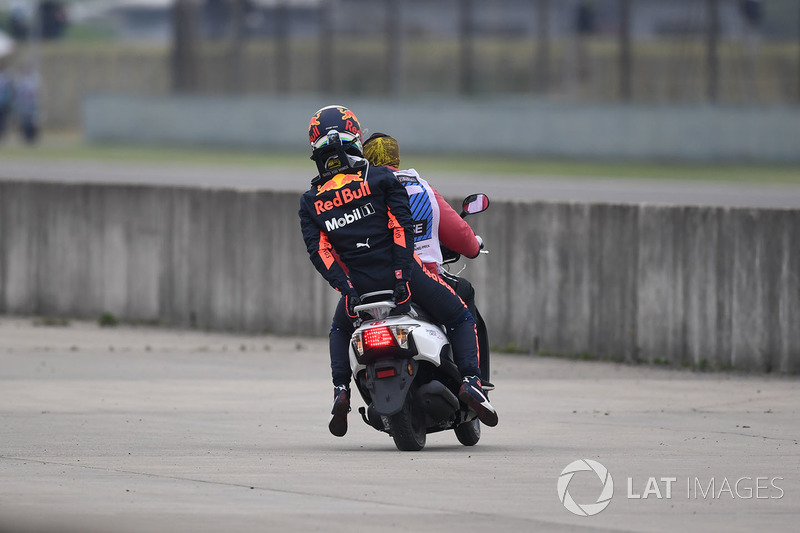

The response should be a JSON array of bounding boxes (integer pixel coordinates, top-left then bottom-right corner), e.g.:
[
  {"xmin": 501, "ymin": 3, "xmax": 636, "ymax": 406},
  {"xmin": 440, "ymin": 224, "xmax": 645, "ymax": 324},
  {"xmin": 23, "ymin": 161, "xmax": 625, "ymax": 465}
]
[{"xmin": 169, "ymin": 0, "xmax": 800, "ymax": 104}]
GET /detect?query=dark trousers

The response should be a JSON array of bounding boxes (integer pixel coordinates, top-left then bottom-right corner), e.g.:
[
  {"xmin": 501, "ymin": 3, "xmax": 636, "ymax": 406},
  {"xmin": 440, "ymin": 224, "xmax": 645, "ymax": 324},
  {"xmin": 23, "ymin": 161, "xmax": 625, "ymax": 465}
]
[{"xmin": 329, "ymin": 262, "xmax": 481, "ymax": 386}]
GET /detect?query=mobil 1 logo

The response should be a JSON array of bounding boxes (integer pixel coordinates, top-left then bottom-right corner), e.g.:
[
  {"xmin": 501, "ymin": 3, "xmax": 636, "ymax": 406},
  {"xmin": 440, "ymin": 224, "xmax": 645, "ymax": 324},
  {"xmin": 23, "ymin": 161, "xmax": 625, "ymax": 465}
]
[{"xmin": 324, "ymin": 203, "xmax": 376, "ymax": 232}]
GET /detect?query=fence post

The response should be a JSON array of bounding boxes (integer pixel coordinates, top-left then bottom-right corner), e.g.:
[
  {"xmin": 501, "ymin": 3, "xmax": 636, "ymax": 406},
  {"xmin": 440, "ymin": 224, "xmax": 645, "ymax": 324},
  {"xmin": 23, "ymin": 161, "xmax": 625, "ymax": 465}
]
[
  {"xmin": 707, "ymin": 0, "xmax": 720, "ymax": 103},
  {"xmin": 534, "ymin": 0, "xmax": 550, "ymax": 94},
  {"xmin": 318, "ymin": 0, "xmax": 333, "ymax": 94},
  {"xmin": 459, "ymin": 0, "xmax": 474, "ymax": 95},
  {"xmin": 171, "ymin": 0, "xmax": 197, "ymax": 93},
  {"xmin": 619, "ymin": 0, "xmax": 632, "ymax": 101},
  {"xmin": 228, "ymin": 0, "xmax": 245, "ymax": 94},
  {"xmin": 275, "ymin": 0, "xmax": 290, "ymax": 94},
  {"xmin": 387, "ymin": 0, "xmax": 403, "ymax": 97}
]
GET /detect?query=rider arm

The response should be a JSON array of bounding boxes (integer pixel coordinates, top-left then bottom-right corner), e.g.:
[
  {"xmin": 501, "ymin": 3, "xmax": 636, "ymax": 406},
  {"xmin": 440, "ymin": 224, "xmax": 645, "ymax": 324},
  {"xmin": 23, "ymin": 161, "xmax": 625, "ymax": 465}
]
[
  {"xmin": 380, "ymin": 170, "xmax": 416, "ymax": 283},
  {"xmin": 433, "ymin": 187, "xmax": 481, "ymax": 259},
  {"xmin": 299, "ymin": 197, "xmax": 356, "ymax": 297}
]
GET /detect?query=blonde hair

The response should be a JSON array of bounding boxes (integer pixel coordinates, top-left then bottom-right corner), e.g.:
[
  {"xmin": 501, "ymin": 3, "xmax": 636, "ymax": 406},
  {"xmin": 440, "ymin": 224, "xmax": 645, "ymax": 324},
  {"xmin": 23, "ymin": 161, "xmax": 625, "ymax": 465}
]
[{"xmin": 363, "ymin": 133, "xmax": 400, "ymax": 168}]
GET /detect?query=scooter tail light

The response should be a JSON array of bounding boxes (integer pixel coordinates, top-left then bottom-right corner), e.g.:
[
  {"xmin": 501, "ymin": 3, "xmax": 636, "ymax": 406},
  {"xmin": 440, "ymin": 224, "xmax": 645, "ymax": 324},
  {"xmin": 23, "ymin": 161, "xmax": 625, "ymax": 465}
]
[{"xmin": 362, "ymin": 326, "xmax": 397, "ymax": 349}]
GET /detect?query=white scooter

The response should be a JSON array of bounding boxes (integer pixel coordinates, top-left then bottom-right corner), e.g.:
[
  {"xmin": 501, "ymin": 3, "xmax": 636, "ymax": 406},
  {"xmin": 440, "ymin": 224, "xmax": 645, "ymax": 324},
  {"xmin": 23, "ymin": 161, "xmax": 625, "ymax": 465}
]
[{"xmin": 348, "ymin": 194, "xmax": 491, "ymax": 451}]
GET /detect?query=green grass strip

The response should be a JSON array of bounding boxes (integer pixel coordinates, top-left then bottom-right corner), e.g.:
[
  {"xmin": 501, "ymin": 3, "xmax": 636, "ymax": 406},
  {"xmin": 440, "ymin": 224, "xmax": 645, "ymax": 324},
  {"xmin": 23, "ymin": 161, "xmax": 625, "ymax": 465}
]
[{"xmin": 4, "ymin": 133, "xmax": 799, "ymax": 185}]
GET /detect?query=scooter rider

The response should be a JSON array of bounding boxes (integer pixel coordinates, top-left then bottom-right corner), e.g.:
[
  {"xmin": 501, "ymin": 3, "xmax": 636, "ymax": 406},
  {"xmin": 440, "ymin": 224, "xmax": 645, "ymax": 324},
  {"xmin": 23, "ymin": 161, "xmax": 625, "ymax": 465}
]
[
  {"xmin": 298, "ymin": 105, "xmax": 498, "ymax": 437},
  {"xmin": 360, "ymin": 132, "xmax": 491, "ymax": 379},
  {"xmin": 362, "ymin": 132, "xmax": 482, "ymax": 275}
]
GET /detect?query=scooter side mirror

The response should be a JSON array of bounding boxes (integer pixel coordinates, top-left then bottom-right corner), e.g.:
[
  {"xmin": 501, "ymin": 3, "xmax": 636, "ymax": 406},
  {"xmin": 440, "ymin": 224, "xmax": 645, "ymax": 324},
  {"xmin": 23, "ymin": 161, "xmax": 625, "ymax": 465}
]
[{"xmin": 461, "ymin": 193, "xmax": 490, "ymax": 216}]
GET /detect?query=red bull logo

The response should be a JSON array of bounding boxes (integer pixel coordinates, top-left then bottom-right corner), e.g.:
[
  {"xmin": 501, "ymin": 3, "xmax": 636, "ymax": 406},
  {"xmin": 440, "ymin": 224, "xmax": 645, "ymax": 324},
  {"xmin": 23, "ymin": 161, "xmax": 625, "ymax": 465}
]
[
  {"xmin": 339, "ymin": 108, "xmax": 358, "ymax": 123},
  {"xmin": 308, "ymin": 111, "xmax": 322, "ymax": 144},
  {"xmin": 314, "ymin": 173, "xmax": 371, "ymax": 215},
  {"xmin": 316, "ymin": 172, "xmax": 363, "ymax": 195},
  {"xmin": 338, "ymin": 108, "xmax": 360, "ymax": 137}
]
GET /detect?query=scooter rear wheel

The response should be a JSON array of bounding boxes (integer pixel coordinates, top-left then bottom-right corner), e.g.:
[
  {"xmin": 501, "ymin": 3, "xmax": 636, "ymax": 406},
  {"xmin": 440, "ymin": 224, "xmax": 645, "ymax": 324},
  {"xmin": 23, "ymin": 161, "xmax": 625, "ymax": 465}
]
[{"xmin": 390, "ymin": 398, "xmax": 426, "ymax": 451}]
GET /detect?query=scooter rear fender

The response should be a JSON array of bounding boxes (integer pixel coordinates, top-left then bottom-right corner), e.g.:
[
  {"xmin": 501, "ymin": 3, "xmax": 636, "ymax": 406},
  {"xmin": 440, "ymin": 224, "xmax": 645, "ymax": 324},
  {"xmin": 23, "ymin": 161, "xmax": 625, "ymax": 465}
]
[{"xmin": 364, "ymin": 358, "xmax": 419, "ymax": 417}]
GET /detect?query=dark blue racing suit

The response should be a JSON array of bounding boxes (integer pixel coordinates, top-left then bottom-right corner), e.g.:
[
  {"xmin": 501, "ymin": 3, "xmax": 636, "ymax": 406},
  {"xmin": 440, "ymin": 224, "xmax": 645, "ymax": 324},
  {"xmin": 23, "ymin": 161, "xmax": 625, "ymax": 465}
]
[{"xmin": 298, "ymin": 161, "xmax": 481, "ymax": 387}]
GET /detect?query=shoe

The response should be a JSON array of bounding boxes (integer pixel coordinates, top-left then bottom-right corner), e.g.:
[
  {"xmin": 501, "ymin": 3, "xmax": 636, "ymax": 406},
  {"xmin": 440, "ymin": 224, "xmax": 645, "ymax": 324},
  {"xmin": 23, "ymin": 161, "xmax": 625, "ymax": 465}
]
[
  {"xmin": 458, "ymin": 376, "xmax": 498, "ymax": 427},
  {"xmin": 328, "ymin": 385, "xmax": 351, "ymax": 437}
]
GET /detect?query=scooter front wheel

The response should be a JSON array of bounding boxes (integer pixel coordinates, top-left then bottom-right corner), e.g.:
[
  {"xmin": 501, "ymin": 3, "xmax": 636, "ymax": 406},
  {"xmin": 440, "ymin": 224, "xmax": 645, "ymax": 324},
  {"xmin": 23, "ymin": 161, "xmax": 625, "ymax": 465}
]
[{"xmin": 454, "ymin": 418, "xmax": 481, "ymax": 446}]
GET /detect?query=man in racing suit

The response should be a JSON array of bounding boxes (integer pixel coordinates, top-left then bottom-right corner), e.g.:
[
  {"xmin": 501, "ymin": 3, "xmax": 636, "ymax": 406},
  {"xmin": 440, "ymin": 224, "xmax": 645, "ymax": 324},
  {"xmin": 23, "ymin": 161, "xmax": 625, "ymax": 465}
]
[{"xmin": 298, "ymin": 105, "xmax": 498, "ymax": 437}]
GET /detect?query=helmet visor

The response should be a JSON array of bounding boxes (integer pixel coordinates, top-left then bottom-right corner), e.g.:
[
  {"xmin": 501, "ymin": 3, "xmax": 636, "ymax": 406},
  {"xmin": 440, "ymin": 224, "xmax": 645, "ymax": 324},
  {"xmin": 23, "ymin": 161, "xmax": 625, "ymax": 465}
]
[{"xmin": 312, "ymin": 129, "xmax": 362, "ymax": 154}]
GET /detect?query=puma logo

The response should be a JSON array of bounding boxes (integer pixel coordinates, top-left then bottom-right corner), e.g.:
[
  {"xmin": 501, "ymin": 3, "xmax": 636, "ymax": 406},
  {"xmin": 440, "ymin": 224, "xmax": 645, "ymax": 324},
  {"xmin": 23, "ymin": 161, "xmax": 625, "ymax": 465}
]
[{"xmin": 357, "ymin": 238, "xmax": 370, "ymax": 249}]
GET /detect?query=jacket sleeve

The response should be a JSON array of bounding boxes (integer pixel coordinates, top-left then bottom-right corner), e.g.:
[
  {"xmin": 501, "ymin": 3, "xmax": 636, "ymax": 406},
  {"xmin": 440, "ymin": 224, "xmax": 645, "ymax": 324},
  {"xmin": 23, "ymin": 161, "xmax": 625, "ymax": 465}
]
[
  {"xmin": 433, "ymin": 187, "xmax": 481, "ymax": 259},
  {"xmin": 379, "ymin": 170, "xmax": 416, "ymax": 283},
  {"xmin": 299, "ymin": 196, "xmax": 356, "ymax": 296}
]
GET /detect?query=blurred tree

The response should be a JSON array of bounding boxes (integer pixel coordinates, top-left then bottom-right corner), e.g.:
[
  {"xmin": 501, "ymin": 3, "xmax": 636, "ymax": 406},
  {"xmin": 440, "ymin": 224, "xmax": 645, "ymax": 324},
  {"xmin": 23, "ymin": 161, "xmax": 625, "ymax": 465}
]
[
  {"xmin": 459, "ymin": 0, "xmax": 474, "ymax": 95},
  {"xmin": 739, "ymin": 0, "xmax": 764, "ymax": 102},
  {"xmin": 39, "ymin": 0, "xmax": 68, "ymax": 40},
  {"xmin": 172, "ymin": 0, "xmax": 198, "ymax": 93},
  {"xmin": 706, "ymin": 0, "xmax": 720, "ymax": 102},
  {"xmin": 204, "ymin": 0, "xmax": 230, "ymax": 40},
  {"xmin": 740, "ymin": 0, "xmax": 763, "ymax": 28},
  {"xmin": 575, "ymin": 1, "xmax": 596, "ymax": 83},
  {"xmin": 318, "ymin": 0, "xmax": 333, "ymax": 94},
  {"xmin": 386, "ymin": 0, "xmax": 403, "ymax": 97},
  {"xmin": 534, "ymin": 0, "xmax": 550, "ymax": 94},
  {"xmin": 8, "ymin": 4, "xmax": 29, "ymax": 41},
  {"xmin": 619, "ymin": 0, "xmax": 631, "ymax": 101},
  {"xmin": 275, "ymin": 0, "xmax": 289, "ymax": 94},
  {"xmin": 576, "ymin": 0, "xmax": 595, "ymax": 35},
  {"xmin": 228, "ymin": 0, "xmax": 246, "ymax": 94}
]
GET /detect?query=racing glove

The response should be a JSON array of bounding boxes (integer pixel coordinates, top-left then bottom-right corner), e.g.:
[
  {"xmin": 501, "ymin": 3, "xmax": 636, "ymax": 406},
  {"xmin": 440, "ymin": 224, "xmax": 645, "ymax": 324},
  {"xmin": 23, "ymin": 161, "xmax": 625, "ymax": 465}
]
[
  {"xmin": 345, "ymin": 293, "xmax": 361, "ymax": 319},
  {"xmin": 392, "ymin": 281, "xmax": 411, "ymax": 315}
]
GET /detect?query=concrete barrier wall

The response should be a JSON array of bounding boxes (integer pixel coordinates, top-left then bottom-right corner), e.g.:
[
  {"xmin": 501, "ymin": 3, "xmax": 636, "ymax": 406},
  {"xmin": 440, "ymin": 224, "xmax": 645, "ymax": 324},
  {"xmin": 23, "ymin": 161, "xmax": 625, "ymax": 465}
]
[
  {"xmin": 0, "ymin": 182, "xmax": 340, "ymax": 337},
  {"xmin": 1, "ymin": 181, "xmax": 798, "ymax": 372},
  {"xmin": 470, "ymin": 201, "xmax": 800, "ymax": 372},
  {"xmin": 84, "ymin": 95, "xmax": 800, "ymax": 163}
]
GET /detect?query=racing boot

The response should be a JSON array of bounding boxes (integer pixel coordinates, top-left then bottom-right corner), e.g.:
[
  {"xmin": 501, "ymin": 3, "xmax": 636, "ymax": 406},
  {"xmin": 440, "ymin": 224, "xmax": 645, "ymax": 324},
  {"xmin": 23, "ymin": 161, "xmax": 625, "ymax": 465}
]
[
  {"xmin": 328, "ymin": 384, "xmax": 351, "ymax": 437},
  {"xmin": 458, "ymin": 376, "xmax": 498, "ymax": 427}
]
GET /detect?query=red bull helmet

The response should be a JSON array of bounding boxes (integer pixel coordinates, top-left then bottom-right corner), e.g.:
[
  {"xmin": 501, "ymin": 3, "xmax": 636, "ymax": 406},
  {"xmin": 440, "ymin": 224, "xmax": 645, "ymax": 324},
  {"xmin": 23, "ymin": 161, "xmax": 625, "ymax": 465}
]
[
  {"xmin": 308, "ymin": 105, "xmax": 366, "ymax": 185},
  {"xmin": 308, "ymin": 105, "xmax": 363, "ymax": 155}
]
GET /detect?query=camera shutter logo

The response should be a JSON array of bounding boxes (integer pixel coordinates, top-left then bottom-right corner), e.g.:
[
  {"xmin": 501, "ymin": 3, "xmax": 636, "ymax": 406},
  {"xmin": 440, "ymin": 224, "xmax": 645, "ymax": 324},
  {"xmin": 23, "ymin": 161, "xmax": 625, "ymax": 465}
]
[{"xmin": 557, "ymin": 459, "xmax": 614, "ymax": 516}]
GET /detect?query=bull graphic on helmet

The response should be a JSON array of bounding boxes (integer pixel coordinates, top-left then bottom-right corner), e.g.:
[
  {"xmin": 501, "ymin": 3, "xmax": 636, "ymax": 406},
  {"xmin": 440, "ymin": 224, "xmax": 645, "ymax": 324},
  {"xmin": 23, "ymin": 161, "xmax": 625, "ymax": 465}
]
[{"xmin": 339, "ymin": 108, "xmax": 358, "ymax": 123}]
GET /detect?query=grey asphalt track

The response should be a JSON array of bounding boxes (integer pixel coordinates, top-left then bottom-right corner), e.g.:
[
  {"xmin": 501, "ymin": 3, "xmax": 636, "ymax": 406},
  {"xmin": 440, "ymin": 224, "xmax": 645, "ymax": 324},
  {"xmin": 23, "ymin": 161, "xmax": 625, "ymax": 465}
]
[
  {"xmin": 3, "ymin": 158, "xmax": 800, "ymax": 208},
  {"xmin": 1, "ymin": 318, "xmax": 798, "ymax": 533}
]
